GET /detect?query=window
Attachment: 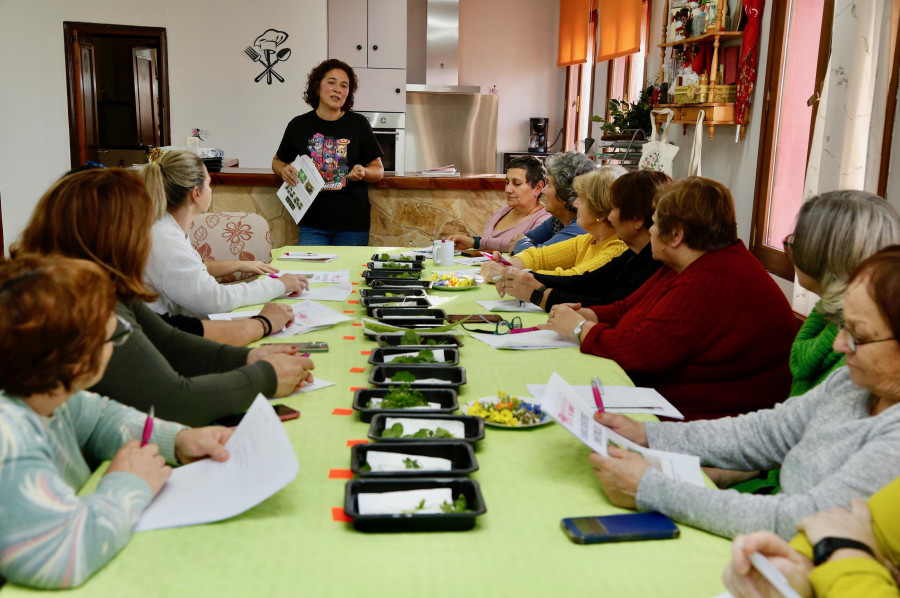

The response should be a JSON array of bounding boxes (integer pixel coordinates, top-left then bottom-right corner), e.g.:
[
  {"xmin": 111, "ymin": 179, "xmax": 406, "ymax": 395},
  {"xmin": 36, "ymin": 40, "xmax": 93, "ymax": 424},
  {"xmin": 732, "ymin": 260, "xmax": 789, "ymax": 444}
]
[{"xmin": 604, "ymin": 0, "xmax": 650, "ymax": 109}]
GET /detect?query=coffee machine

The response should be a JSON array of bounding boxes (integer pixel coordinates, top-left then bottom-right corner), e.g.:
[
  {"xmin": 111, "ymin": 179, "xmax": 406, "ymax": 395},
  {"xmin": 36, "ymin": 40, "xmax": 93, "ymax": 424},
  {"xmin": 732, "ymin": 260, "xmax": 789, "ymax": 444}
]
[{"xmin": 529, "ymin": 117, "xmax": 549, "ymax": 153}]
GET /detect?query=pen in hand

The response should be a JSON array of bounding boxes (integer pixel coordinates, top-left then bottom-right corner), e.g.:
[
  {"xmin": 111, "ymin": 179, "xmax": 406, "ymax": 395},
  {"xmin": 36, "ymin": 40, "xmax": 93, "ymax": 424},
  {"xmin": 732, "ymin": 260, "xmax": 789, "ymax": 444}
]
[
  {"xmin": 591, "ymin": 378, "xmax": 605, "ymax": 413},
  {"xmin": 482, "ymin": 251, "xmax": 512, "ymax": 266},
  {"xmin": 140, "ymin": 406, "xmax": 154, "ymax": 447}
]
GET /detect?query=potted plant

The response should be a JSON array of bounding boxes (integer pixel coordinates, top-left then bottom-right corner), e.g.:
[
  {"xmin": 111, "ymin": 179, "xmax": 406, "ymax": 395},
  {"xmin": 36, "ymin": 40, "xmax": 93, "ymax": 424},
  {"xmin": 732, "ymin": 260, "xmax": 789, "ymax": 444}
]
[{"xmin": 591, "ymin": 85, "xmax": 654, "ymax": 140}]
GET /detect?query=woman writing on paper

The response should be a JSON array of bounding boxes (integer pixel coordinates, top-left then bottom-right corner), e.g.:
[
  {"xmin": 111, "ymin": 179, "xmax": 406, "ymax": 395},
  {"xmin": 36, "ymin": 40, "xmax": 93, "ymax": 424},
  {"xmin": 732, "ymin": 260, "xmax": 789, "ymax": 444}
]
[
  {"xmin": 142, "ymin": 149, "xmax": 308, "ymax": 319},
  {"xmin": 0, "ymin": 254, "xmax": 232, "ymax": 589},
  {"xmin": 272, "ymin": 58, "xmax": 384, "ymax": 246},
  {"xmin": 587, "ymin": 246, "xmax": 900, "ymax": 541},
  {"xmin": 13, "ymin": 169, "xmax": 314, "ymax": 426}
]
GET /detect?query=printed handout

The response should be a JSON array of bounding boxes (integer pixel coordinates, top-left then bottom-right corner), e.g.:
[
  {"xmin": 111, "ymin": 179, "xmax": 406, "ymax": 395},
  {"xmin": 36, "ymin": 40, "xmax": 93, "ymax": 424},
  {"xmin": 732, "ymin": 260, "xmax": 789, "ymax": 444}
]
[
  {"xmin": 476, "ymin": 299, "xmax": 544, "ymax": 313},
  {"xmin": 526, "ymin": 383, "xmax": 685, "ymax": 420},
  {"xmin": 467, "ymin": 329, "xmax": 579, "ymax": 350},
  {"xmin": 276, "ymin": 155, "xmax": 325, "ymax": 224},
  {"xmin": 208, "ymin": 300, "xmax": 351, "ymax": 337}
]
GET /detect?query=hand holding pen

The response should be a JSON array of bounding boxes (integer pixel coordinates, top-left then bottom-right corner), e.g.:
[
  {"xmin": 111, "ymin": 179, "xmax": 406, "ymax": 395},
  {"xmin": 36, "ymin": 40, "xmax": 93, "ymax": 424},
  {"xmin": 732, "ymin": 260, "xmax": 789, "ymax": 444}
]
[
  {"xmin": 591, "ymin": 378, "xmax": 606, "ymax": 413},
  {"xmin": 140, "ymin": 406, "xmax": 155, "ymax": 447}
]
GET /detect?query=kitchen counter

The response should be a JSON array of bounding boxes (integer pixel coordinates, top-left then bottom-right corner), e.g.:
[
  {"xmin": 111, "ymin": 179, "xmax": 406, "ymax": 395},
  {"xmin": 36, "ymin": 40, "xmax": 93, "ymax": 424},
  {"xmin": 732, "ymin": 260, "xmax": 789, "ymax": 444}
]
[{"xmin": 209, "ymin": 168, "xmax": 507, "ymax": 248}]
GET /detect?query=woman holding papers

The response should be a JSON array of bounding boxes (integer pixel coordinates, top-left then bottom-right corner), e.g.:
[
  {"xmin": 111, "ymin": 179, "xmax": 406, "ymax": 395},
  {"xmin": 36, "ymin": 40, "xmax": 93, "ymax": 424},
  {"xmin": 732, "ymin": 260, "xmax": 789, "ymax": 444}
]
[
  {"xmin": 481, "ymin": 165, "xmax": 627, "ymax": 277},
  {"xmin": 0, "ymin": 254, "xmax": 232, "ymax": 589},
  {"xmin": 587, "ymin": 246, "xmax": 900, "ymax": 541},
  {"xmin": 13, "ymin": 169, "xmax": 315, "ymax": 426},
  {"xmin": 543, "ymin": 177, "xmax": 796, "ymax": 420},
  {"xmin": 272, "ymin": 58, "xmax": 384, "ymax": 246},
  {"xmin": 495, "ymin": 169, "xmax": 668, "ymax": 310},
  {"xmin": 723, "ymin": 477, "xmax": 900, "ymax": 598},
  {"xmin": 142, "ymin": 150, "xmax": 308, "ymax": 319}
]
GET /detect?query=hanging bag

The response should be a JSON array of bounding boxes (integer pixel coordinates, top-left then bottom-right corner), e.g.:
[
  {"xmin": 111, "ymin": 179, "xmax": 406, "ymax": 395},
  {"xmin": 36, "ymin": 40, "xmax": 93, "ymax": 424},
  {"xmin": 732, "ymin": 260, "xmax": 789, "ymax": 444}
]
[
  {"xmin": 639, "ymin": 109, "xmax": 679, "ymax": 176},
  {"xmin": 687, "ymin": 109, "xmax": 706, "ymax": 177}
]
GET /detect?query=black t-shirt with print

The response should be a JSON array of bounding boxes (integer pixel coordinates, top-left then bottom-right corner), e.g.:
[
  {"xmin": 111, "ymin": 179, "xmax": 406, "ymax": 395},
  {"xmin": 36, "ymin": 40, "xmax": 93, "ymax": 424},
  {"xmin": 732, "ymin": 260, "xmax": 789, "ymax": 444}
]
[{"xmin": 276, "ymin": 110, "xmax": 383, "ymax": 232}]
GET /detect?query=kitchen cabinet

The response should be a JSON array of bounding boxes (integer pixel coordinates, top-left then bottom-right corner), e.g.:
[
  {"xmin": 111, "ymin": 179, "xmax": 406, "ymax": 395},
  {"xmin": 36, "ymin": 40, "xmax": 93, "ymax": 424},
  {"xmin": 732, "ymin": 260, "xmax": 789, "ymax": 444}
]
[
  {"xmin": 328, "ymin": 0, "xmax": 406, "ymax": 69},
  {"xmin": 353, "ymin": 68, "xmax": 406, "ymax": 112}
]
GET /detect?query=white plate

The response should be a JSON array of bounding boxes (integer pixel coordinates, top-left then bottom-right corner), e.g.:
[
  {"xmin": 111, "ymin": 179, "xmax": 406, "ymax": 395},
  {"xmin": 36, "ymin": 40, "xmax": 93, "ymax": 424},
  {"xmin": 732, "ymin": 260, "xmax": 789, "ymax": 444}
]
[
  {"xmin": 460, "ymin": 397, "xmax": 552, "ymax": 429},
  {"xmin": 429, "ymin": 272, "xmax": 485, "ymax": 291}
]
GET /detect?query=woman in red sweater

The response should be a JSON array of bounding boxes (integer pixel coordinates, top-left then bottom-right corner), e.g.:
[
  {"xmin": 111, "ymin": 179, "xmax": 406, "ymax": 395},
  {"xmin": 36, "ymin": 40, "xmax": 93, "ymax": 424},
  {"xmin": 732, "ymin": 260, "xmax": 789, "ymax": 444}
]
[{"xmin": 543, "ymin": 177, "xmax": 797, "ymax": 420}]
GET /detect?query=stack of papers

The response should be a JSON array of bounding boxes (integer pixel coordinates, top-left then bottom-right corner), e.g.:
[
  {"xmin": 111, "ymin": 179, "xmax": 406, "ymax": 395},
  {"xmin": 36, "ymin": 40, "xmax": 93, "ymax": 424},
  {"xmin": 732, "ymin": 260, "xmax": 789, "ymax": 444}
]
[
  {"xmin": 135, "ymin": 395, "xmax": 299, "ymax": 531},
  {"xmin": 526, "ymin": 383, "xmax": 684, "ymax": 419},
  {"xmin": 476, "ymin": 299, "xmax": 543, "ymax": 313},
  {"xmin": 454, "ymin": 255, "xmax": 491, "ymax": 266},
  {"xmin": 541, "ymin": 373, "xmax": 703, "ymax": 487},
  {"xmin": 414, "ymin": 165, "xmax": 460, "ymax": 177},
  {"xmin": 278, "ymin": 269, "xmax": 350, "ymax": 284},
  {"xmin": 209, "ymin": 300, "xmax": 352, "ymax": 337},
  {"xmin": 467, "ymin": 329, "xmax": 578, "ymax": 350},
  {"xmin": 278, "ymin": 252, "xmax": 339, "ymax": 263}
]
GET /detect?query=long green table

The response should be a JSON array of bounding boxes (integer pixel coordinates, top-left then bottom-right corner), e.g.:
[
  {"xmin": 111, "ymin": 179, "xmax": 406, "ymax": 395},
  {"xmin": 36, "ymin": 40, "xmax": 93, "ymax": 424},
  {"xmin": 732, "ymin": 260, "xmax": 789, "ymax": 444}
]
[{"xmin": 2, "ymin": 246, "xmax": 731, "ymax": 597}]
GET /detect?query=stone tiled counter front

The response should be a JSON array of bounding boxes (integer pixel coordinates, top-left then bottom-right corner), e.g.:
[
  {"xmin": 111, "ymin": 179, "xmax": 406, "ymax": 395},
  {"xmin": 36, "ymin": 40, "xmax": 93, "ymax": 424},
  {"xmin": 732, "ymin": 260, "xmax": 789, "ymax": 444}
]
[{"xmin": 209, "ymin": 169, "xmax": 506, "ymax": 249}]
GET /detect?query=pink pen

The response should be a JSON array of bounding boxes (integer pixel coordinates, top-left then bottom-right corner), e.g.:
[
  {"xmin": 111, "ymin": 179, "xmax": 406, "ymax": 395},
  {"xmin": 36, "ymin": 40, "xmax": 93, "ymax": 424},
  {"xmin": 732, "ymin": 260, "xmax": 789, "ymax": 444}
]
[
  {"xmin": 301, "ymin": 352, "xmax": 310, "ymax": 357},
  {"xmin": 481, "ymin": 251, "xmax": 512, "ymax": 266},
  {"xmin": 510, "ymin": 326, "xmax": 541, "ymax": 334},
  {"xmin": 591, "ymin": 377, "xmax": 606, "ymax": 413},
  {"xmin": 140, "ymin": 406, "xmax": 154, "ymax": 447},
  {"xmin": 268, "ymin": 273, "xmax": 281, "ymax": 279}
]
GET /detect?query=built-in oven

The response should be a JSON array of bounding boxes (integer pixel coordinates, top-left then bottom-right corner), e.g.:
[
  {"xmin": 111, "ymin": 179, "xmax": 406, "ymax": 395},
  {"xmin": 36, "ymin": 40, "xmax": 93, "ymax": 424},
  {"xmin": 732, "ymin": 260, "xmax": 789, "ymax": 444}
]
[{"xmin": 358, "ymin": 111, "xmax": 405, "ymax": 175}]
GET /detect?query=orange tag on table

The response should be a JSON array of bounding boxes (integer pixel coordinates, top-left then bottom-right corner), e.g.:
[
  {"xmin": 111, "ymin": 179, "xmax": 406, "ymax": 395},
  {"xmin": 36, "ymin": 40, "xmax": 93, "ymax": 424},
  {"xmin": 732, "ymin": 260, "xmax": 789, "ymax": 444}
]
[
  {"xmin": 346, "ymin": 439, "xmax": 369, "ymax": 447},
  {"xmin": 331, "ymin": 408, "xmax": 353, "ymax": 416},
  {"xmin": 328, "ymin": 469, "xmax": 354, "ymax": 479},
  {"xmin": 332, "ymin": 506, "xmax": 353, "ymax": 522},
  {"xmin": 343, "ymin": 335, "xmax": 356, "ymax": 340},
  {"xmin": 349, "ymin": 367, "xmax": 366, "ymax": 373}
]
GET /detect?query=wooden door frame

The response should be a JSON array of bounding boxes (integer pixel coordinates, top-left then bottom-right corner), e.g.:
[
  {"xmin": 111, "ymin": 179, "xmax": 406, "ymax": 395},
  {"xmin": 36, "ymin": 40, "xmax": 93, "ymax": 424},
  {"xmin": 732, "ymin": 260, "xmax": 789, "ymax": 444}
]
[
  {"xmin": 878, "ymin": 0, "xmax": 900, "ymax": 196},
  {"xmin": 63, "ymin": 22, "xmax": 171, "ymax": 168}
]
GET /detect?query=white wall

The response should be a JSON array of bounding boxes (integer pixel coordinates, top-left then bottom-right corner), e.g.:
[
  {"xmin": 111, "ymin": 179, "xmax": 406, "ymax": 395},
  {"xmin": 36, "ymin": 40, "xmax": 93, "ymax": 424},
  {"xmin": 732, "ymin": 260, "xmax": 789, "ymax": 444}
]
[
  {"xmin": 0, "ymin": 0, "xmax": 326, "ymax": 253},
  {"xmin": 458, "ymin": 0, "xmax": 566, "ymax": 158}
]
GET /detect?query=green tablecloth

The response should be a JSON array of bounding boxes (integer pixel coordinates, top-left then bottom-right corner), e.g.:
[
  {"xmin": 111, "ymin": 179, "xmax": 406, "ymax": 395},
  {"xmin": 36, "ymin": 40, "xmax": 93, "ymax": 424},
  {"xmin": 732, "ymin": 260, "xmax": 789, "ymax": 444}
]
[{"xmin": 1, "ymin": 246, "xmax": 731, "ymax": 597}]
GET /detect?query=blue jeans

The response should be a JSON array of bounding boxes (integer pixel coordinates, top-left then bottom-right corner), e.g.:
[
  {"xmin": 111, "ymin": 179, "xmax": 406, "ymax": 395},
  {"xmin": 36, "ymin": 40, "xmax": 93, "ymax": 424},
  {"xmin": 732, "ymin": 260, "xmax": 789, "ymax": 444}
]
[{"xmin": 298, "ymin": 226, "xmax": 369, "ymax": 246}]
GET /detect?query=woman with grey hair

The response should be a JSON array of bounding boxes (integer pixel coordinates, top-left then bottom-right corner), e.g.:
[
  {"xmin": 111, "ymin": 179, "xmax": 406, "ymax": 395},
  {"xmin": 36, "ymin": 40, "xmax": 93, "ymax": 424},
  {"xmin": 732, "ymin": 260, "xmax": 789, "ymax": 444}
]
[
  {"xmin": 511, "ymin": 151, "xmax": 595, "ymax": 255},
  {"xmin": 785, "ymin": 190, "xmax": 900, "ymax": 396}
]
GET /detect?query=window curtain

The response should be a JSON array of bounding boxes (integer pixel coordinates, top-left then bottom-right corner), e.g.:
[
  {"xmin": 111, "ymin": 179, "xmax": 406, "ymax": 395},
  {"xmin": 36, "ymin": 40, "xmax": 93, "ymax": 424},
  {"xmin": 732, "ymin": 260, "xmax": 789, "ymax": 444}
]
[
  {"xmin": 793, "ymin": 0, "xmax": 893, "ymax": 314},
  {"xmin": 558, "ymin": 0, "xmax": 591, "ymax": 67},
  {"xmin": 595, "ymin": 0, "xmax": 643, "ymax": 62}
]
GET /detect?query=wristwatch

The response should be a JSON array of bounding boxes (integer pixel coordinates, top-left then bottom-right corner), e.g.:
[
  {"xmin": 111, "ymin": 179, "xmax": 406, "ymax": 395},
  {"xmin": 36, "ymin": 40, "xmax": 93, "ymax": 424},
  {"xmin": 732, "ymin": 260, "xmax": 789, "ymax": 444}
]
[
  {"xmin": 572, "ymin": 319, "xmax": 586, "ymax": 342},
  {"xmin": 529, "ymin": 285, "xmax": 548, "ymax": 306},
  {"xmin": 812, "ymin": 536, "xmax": 875, "ymax": 566}
]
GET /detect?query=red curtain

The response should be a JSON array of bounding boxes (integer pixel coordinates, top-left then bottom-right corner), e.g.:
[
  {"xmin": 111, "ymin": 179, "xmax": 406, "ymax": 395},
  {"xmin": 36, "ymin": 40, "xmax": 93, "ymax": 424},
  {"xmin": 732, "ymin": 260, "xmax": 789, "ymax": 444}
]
[{"xmin": 596, "ymin": 0, "xmax": 642, "ymax": 62}]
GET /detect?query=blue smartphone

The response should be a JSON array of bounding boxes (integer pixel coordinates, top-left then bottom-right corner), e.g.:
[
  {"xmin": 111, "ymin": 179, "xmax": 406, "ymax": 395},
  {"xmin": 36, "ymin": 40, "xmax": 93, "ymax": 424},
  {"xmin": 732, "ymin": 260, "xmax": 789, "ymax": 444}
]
[{"xmin": 561, "ymin": 512, "xmax": 680, "ymax": 544}]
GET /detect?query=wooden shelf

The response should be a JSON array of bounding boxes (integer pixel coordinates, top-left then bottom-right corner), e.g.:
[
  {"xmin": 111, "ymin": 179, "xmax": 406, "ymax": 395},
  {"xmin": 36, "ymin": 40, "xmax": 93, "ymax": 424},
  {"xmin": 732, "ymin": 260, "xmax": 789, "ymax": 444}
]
[
  {"xmin": 653, "ymin": 103, "xmax": 745, "ymax": 140},
  {"xmin": 660, "ymin": 30, "xmax": 743, "ymax": 48}
]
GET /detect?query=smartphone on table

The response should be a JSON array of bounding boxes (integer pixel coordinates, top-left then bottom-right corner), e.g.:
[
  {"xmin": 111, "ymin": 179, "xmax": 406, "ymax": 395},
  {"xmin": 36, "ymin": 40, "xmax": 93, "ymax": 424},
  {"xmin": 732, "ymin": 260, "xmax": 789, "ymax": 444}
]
[
  {"xmin": 259, "ymin": 341, "xmax": 329, "ymax": 352},
  {"xmin": 214, "ymin": 404, "xmax": 300, "ymax": 428},
  {"xmin": 561, "ymin": 512, "xmax": 679, "ymax": 544}
]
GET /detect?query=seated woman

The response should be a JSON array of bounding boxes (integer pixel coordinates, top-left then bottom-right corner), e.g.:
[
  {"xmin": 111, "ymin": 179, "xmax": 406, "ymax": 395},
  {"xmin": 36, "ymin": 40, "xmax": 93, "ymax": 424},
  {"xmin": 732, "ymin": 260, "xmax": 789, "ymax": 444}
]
[
  {"xmin": 12, "ymin": 169, "xmax": 314, "ymax": 427},
  {"xmin": 724, "ymin": 477, "xmax": 900, "ymax": 597},
  {"xmin": 497, "ymin": 169, "xmax": 669, "ymax": 310},
  {"xmin": 510, "ymin": 151, "xmax": 594, "ymax": 255},
  {"xmin": 588, "ymin": 246, "xmax": 900, "ymax": 540},
  {"xmin": 543, "ymin": 177, "xmax": 796, "ymax": 420},
  {"xmin": 786, "ymin": 191, "xmax": 900, "ymax": 396},
  {"xmin": 0, "ymin": 254, "xmax": 232, "ymax": 589},
  {"xmin": 483, "ymin": 165, "xmax": 628, "ymax": 279},
  {"xmin": 142, "ymin": 149, "xmax": 308, "ymax": 319},
  {"xmin": 447, "ymin": 156, "xmax": 551, "ymax": 253}
]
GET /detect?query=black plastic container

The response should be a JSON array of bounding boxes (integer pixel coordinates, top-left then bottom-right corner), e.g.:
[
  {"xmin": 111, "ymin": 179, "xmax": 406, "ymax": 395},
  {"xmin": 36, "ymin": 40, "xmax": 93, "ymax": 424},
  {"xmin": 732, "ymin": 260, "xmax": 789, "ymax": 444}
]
[
  {"xmin": 370, "ymin": 253, "xmax": 425, "ymax": 263},
  {"xmin": 350, "ymin": 441, "xmax": 477, "ymax": 476},
  {"xmin": 374, "ymin": 333, "xmax": 464, "ymax": 348},
  {"xmin": 368, "ymin": 346, "xmax": 460, "ymax": 366},
  {"xmin": 353, "ymin": 387, "xmax": 458, "ymax": 422},
  {"xmin": 344, "ymin": 477, "xmax": 486, "ymax": 532},
  {"xmin": 369, "ymin": 364, "xmax": 466, "ymax": 388},
  {"xmin": 366, "ymin": 278, "xmax": 432, "ymax": 289},
  {"xmin": 361, "ymin": 296, "xmax": 431, "ymax": 310},
  {"xmin": 368, "ymin": 260, "xmax": 425, "ymax": 271},
  {"xmin": 370, "ymin": 307, "xmax": 447, "ymax": 326},
  {"xmin": 368, "ymin": 413, "xmax": 484, "ymax": 443},
  {"xmin": 359, "ymin": 287, "xmax": 428, "ymax": 299},
  {"xmin": 363, "ymin": 269, "xmax": 422, "ymax": 281}
]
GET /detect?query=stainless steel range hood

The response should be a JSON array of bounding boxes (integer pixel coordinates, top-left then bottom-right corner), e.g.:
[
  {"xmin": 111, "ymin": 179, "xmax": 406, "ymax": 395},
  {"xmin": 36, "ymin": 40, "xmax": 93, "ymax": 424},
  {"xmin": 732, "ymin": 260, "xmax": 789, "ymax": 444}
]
[{"xmin": 406, "ymin": 0, "xmax": 480, "ymax": 93}]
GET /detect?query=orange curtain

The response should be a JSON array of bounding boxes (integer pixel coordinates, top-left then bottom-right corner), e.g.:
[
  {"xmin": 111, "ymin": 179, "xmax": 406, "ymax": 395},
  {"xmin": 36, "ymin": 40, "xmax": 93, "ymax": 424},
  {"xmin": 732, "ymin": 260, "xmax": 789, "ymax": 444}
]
[
  {"xmin": 596, "ymin": 0, "xmax": 642, "ymax": 62},
  {"xmin": 558, "ymin": 0, "xmax": 591, "ymax": 67}
]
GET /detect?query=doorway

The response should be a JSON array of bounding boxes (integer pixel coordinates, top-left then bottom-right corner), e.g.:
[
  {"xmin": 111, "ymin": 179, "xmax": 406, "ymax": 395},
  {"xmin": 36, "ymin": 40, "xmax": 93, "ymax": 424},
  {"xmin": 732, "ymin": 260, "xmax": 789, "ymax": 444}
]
[{"xmin": 64, "ymin": 22, "xmax": 171, "ymax": 169}]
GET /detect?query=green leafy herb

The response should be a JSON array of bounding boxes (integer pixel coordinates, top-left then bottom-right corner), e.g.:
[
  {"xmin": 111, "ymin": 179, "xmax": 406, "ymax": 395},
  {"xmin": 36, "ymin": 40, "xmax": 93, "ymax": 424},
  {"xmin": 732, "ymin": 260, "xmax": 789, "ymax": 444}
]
[
  {"xmin": 403, "ymin": 458, "xmax": 421, "ymax": 469},
  {"xmin": 381, "ymin": 261, "xmax": 411, "ymax": 269},
  {"xmin": 391, "ymin": 349, "xmax": 440, "ymax": 364},
  {"xmin": 380, "ymin": 422, "xmax": 405, "ymax": 438},
  {"xmin": 368, "ymin": 383, "xmax": 429, "ymax": 409},
  {"xmin": 440, "ymin": 494, "xmax": 468, "ymax": 513},
  {"xmin": 388, "ymin": 272, "xmax": 419, "ymax": 279},
  {"xmin": 390, "ymin": 370, "xmax": 416, "ymax": 383},
  {"xmin": 360, "ymin": 463, "xmax": 372, "ymax": 472},
  {"xmin": 410, "ymin": 427, "xmax": 454, "ymax": 439}
]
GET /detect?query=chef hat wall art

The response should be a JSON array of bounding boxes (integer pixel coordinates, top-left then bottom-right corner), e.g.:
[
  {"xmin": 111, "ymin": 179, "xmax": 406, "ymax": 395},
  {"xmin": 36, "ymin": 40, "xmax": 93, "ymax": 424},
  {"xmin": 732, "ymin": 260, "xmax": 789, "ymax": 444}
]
[{"xmin": 244, "ymin": 29, "xmax": 291, "ymax": 85}]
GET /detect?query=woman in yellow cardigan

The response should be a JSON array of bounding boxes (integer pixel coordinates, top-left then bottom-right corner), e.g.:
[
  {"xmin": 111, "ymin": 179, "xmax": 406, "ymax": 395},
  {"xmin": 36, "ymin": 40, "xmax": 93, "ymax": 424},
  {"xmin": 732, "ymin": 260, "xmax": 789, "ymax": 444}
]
[{"xmin": 483, "ymin": 165, "xmax": 628, "ymax": 279}]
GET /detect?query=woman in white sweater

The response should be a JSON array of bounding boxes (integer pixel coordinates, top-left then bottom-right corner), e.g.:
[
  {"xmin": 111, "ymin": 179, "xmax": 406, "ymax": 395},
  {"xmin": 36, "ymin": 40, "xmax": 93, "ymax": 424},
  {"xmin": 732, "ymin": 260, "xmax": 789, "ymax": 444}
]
[{"xmin": 142, "ymin": 150, "xmax": 307, "ymax": 318}]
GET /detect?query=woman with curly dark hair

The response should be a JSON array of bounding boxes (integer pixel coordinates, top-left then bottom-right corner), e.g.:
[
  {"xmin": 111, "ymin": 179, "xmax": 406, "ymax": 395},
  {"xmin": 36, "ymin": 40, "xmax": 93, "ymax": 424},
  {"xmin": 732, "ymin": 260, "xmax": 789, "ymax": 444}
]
[{"xmin": 271, "ymin": 58, "xmax": 384, "ymax": 245}]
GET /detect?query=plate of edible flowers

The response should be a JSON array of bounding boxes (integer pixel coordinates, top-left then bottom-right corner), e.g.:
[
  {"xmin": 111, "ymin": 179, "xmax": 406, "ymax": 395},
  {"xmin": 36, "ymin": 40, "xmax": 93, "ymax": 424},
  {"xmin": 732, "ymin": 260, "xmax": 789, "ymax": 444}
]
[
  {"xmin": 429, "ymin": 271, "xmax": 484, "ymax": 290},
  {"xmin": 461, "ymin": 391, "xmax": 551, "ymax": 428}
]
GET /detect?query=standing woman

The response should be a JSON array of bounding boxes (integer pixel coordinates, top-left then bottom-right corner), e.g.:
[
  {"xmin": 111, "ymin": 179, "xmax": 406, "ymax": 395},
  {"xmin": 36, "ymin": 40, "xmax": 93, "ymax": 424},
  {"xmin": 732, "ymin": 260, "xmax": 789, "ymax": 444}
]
[
  {"xmin": 272, "ymin": 59, "xmax": 384, "ymax": 245},
  {"xmin": 143, "ymin": 149, "xmax": 307, "ymax": 319}
]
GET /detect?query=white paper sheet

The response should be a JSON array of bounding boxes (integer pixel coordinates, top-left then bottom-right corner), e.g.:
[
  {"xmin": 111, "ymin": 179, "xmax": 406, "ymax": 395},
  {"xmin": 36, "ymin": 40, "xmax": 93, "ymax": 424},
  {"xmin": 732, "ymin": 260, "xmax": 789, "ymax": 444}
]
[
  {"xmin": 526, "ymin": 384, "xmax": 685, "ymax": 420},
  {"xmin": 357, "ymin": 488, "xmax": 453, "ymax": 515},
  {"xmin": 278, "ymin": 269, "xmax": 350, "ymax": 284},
  {"xmin": 277, "ymin": 252, "xmax": 338, "ymax": 263},
  {"xmin": 287, "ymin": 377, "xmax": 334, "ymax": 395},
  {"xmin": 468, "ymin": 329, "xmax": 579, "ymax": 350},
  {"xmin": 297, "ymin": 282, "xmax": 352, "ymax": 302},
  {"xmin": 208, "ymin": 300, "xmax": 351, "ymax": 337},
  {"xmin": 383, "ymin": 417, "xmax": 465, "ymax": 439},
  {"xmin": 476, "ymin": 299, "xmax": 543, "ymax": 313},
  {"xmin": 365, "ymin": 451, "xmax": 452, "ymax": 472},
  {"xmin": 454, "ymin": 256, "xmax": 490, "ymax": 266},
  {"xmin": 382, "ymin": 349, "xmax": 447, "ymax": 363},
  {"xmin": 366, "ymin": 398, "xmax": 441, "ymax": 409},
  {"xmin": 275, "ymin": 155, "xmax": 324, "ymax": 224},
  {"xmin": 135, "ymin": 395, "xmax": 299, "ymax": 531},
  {"xmin": 541, "ymin": 373, "xmax": 704, "ymax": 487}
]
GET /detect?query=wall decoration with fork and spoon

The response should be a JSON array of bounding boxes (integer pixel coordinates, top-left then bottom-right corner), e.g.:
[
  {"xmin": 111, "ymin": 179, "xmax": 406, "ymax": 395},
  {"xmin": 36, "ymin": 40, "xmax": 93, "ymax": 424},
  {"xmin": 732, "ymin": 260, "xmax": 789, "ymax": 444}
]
[{"xmin": 244, "ymin": 28, "xmax": 292, "ymax": 85}]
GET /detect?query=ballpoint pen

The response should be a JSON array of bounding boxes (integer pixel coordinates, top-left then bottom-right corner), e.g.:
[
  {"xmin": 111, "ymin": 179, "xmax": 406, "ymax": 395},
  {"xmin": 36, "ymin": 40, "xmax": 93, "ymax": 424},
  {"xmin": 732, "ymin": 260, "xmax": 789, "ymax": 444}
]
[
  {"xmin": 591, "ymin": 377, "xmax": 606, "ymax": 413},
  {"xmin": 140, "ymin": 406, "xmax": 154, "ymax": 447},
  {"xmin": 301, "ymin": 352, "xmax": 310, "ymax": 357},
  {"xmin": 481, "ymin": 251, "xmax": 512, "ymax": 266}
]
